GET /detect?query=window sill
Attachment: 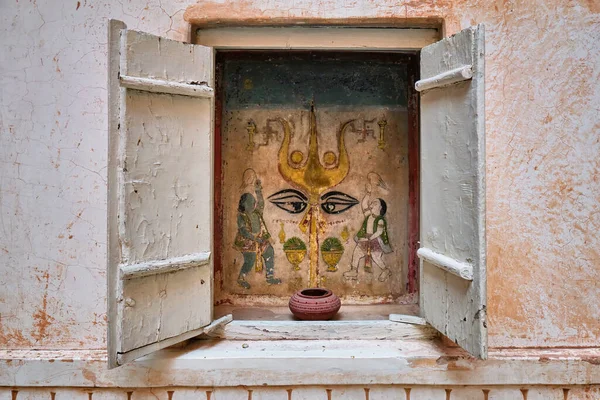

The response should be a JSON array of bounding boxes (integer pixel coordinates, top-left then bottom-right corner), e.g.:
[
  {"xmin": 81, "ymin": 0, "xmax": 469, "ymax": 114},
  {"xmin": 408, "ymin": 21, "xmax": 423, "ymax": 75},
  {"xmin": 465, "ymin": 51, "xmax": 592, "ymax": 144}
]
[
  {"xmin": 214, "ymin": 303, "xmax": 419, "ymax": 321},
  {"xmin": 204, "ymin": 317, "xmax": 435, "ymax": 341},
  {"xmin": 1, "ymin": 339, "xmax": 600, "ymax": 387}
]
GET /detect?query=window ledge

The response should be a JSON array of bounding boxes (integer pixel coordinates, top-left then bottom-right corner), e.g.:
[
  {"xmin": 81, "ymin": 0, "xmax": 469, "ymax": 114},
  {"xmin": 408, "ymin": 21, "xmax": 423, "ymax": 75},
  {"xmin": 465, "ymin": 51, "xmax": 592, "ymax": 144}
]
[
  {"xmin": 206, "ymin": 314, "xmax": 435, "ymax": 341},
  {"xmin": 1, "ymin": 340, "xmax": 600, "ymax": 387}
]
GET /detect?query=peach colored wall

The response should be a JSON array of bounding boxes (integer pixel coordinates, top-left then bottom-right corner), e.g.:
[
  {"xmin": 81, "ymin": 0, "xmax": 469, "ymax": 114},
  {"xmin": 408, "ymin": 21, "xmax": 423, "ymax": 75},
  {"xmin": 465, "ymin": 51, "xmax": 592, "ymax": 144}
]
[{"xmin": 0, "ymin": 0, "xmax": 598, "ymax": 350}]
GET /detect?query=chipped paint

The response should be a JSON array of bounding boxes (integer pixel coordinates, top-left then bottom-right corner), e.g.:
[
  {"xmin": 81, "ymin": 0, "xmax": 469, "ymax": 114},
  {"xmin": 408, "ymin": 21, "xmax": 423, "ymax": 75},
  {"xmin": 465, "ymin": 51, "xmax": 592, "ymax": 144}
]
[
  {"xmin": 184, "ymin": 0, "xmax": 600, "ymax": 350},
  {"xmin": 31, "ymin": 271, "xmax": 53, "ymax": 343},
  {"xmin": 0, "ymin": 0, "xmax": 598, "ymax": 386}
]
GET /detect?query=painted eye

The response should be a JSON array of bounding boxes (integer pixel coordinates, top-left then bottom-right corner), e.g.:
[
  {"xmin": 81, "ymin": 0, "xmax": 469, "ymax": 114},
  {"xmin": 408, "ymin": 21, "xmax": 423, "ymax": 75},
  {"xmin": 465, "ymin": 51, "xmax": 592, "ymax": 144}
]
[
  {"xmin": 320, "ymin": 191, "xmax": 359, "ymax": 214},
  {"xmin": 268, "ymin": 189, "xmax": 308, "ymax": 214}
]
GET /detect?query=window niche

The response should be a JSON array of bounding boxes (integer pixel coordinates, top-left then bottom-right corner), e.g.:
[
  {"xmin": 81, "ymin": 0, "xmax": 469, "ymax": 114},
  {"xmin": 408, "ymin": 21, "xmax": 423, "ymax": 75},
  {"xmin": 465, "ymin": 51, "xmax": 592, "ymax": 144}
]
[
  {"xmin": 108, "ymin": 23, "xmax": 486, "ymax": 365},
  {"xmin": 213, "ymin": 52, "xmax": 420, "ymax": 319}
]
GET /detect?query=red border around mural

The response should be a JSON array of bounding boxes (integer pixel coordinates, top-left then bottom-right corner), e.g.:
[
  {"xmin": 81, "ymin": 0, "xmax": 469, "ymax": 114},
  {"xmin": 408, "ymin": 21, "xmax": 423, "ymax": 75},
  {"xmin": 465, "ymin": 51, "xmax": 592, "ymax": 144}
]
[
  {"xmin": 214, "ymin": 55, "xmax": 225, "ymax": 304},
  {"xmin": 214, "ymin": 51, "xmax": 420, "ymax": 304},
  {"xmin": 407, "ymin": 54, "xmax": 420, "ymax": 295}
]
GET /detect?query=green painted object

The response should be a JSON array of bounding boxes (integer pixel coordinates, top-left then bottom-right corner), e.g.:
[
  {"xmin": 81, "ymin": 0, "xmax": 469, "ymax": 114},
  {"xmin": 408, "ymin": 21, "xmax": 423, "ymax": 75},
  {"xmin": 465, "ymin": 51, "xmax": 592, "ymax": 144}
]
[
  {"xmin": 321, "ymin": 237, "xmax": 344, "ymax": 252},
  {"xmin": 283, "ymin": 237, "xmax": 307, "ymax": 251}
]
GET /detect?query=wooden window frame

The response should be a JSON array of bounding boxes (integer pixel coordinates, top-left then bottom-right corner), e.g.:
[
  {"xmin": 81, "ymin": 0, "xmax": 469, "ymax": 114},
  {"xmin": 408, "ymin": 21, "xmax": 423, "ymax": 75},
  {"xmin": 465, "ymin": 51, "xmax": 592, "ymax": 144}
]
[
  {"xmin": 196, "ymin": 26, "xmax": 432, "ymax": 328},
  {"xmin": 107, "ymin": 21, "xmax": 486, "ymax": 365}
]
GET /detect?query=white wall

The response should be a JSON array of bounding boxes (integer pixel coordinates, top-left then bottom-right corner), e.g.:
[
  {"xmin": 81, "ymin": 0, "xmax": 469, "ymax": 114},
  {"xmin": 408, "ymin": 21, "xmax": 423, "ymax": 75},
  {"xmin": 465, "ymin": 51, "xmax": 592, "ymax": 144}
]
[{"xmin": 0, "ymin": 0, "xmax": 192, "ymax": 349}]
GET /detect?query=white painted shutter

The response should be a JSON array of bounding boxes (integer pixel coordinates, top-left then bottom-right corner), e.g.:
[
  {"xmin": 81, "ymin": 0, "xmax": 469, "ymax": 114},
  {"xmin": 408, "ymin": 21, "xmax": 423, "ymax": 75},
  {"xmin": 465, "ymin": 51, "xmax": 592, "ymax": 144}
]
[
  {"xmin": 107, "ymin": 20, "xmax": 227, "ymax": 368},
  {"xmin": 416, "ymin": 25, "xmax": 487, "ymax": 358}
]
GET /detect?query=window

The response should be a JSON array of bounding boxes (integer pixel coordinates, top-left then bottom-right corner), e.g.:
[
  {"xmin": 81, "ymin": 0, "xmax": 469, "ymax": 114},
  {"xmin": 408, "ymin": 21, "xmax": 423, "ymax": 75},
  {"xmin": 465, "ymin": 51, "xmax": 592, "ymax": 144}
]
[
  {"xmin": 107, "ymin": 20, "xmax": 486, "ymax": 368},
  {"xmin": 213, "ymin": 51, "xmax": 419, "ymax": 316}
]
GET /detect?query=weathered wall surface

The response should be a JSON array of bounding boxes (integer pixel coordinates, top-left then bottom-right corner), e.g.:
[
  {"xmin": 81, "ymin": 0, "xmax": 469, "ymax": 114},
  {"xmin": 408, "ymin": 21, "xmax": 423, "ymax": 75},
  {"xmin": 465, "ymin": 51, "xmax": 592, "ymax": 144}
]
[
  {"xmin": 0, "ymin": 0, "xmax": 598, "ymax": 350},
  {"xmin": 2, "ymin": 386, "xmax": 600, "ymax": 399},
  {"xmin": 0, "ymin": 0, "xmax": 193, "ymax": 349}
]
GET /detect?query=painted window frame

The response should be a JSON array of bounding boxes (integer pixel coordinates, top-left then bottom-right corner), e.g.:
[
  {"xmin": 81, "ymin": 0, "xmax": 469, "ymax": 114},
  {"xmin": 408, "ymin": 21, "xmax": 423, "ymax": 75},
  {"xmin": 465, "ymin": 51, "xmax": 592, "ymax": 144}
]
[
  {"xmin": 197, "ymin": 26, "xmax": 436, "ymax": 332},
  {"xmin": 191, "ymin": 25, "xmax": 487, "ymax": 359},
  {"xmin": 212, "ymin": 49, "xmax": 422, "ymax": 310},
  {"xmin": 108, "ymin": 23, "xmax": 487, "ymax": 366}
]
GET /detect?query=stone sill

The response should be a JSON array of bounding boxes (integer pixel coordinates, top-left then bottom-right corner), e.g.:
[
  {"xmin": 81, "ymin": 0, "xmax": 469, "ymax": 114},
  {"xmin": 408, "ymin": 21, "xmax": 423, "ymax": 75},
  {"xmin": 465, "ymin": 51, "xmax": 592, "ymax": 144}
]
[{"xmin": 1, "ymin": 340, "xmax": 599, "ymax": 387}]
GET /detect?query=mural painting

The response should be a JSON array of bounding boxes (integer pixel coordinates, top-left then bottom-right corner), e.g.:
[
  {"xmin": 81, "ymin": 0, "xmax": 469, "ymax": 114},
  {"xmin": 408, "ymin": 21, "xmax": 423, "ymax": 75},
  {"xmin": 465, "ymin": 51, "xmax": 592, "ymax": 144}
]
[
  {"xmin": 343, "ymin": 175, "xmax": 393, "ymax": 283},
  {"xmin": 217, "ymin": 52, "xmax": 411, "ymax": 304},
  {"xmin": 233, "ymin": 168, "xmax": 282, "ymax": 289}
]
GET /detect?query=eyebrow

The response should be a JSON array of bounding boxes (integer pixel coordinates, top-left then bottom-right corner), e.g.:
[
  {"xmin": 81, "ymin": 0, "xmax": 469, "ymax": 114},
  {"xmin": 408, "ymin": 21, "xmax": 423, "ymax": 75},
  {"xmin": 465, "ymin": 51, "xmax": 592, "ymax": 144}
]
[
  {"xmin": 268, "ymin": 189, "xmax": 308, "ymax": 201},
  {"xmin": 320, "ymin": 191, "xmax": 357, "ymax": 201}
]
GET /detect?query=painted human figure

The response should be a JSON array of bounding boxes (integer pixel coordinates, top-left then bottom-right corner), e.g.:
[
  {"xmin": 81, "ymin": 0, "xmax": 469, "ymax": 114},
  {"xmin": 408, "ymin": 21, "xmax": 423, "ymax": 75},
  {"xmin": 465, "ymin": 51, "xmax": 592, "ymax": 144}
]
[
  {"xmin": 234, "ymin": 173, "xmax": 281, "ymax": 289},
  {"xmin": 343, "ymin": 186, "xmax": 392, "ymax": 282}
]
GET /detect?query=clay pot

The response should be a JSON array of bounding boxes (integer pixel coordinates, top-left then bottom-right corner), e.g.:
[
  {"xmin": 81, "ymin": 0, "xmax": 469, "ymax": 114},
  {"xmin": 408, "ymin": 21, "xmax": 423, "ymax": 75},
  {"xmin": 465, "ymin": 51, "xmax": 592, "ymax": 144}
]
[{"xmin": 289, "ymin": 288, "xmax": 341, "ymax": 320}]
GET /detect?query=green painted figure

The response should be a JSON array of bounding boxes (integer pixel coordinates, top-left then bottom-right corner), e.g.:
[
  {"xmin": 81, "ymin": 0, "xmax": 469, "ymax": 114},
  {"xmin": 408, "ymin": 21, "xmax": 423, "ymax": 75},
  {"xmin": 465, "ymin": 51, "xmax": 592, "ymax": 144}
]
[
  {"xmin": 343, "ymin": 190, "xmax": 393, "ymax": 282},
  {"xmin": 234, "ymin": 172, "xmax": 281, "ymax": 289}
]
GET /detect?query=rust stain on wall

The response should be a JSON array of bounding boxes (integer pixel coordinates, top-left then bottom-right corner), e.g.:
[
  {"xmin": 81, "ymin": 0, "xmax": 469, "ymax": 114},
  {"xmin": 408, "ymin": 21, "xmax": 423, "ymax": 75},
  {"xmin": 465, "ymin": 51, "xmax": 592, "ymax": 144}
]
[
  {"xmin": 580, "ymin": 0, "xmax": 600, "ymax": 13},
  {"xmin": 184, "ymin": 0, "xmax": 446, "ymax": 28},
  {"xmin": 407, "ymin": 358, "xmax": 437, "ymax": 369},
  {"xmin": 82, "ymin": 368, "xmax": 98, "ymax": 385},
  {"xmin": 31, "ymin": 271, "xmax": 54, "ymax": 343},
  {"xmin": 582, "ymin": 357, "xmax": 600, "ymax": 366},
  {"xmin": 0, "ymin": 325, "xmax": 33, "ymax": 348}
]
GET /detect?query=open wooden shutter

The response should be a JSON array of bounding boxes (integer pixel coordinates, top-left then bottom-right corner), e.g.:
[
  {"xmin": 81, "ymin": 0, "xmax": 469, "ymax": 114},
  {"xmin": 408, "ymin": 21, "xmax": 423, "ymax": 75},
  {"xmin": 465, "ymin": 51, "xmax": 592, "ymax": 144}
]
[
  {"xmin": 416, "ymin": 25, "xmax": 487, "ymax": 358},
  {"xmin": 107, "ymin": 20, "xmax": 227, "ymax": 368}
]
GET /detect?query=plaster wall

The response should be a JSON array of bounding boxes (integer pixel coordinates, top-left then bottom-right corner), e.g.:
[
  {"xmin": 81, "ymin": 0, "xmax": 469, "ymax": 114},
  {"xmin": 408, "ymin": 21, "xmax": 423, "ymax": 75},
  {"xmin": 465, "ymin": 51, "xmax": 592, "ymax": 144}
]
[
  {"xmin": 0, "ymin": 0, "xmax": 598, "ymax": 351},
  {"xmin": 2, "ymin": 386, "xmax": 600, "ymax": 399}
]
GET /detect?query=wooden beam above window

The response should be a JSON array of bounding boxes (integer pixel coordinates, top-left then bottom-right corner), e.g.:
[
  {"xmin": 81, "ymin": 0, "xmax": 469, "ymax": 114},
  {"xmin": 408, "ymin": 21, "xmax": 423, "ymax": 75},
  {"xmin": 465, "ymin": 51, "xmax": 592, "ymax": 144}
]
[{"xmin": 195, "ymin": 27, "xmax": 439, "ymax": 50}]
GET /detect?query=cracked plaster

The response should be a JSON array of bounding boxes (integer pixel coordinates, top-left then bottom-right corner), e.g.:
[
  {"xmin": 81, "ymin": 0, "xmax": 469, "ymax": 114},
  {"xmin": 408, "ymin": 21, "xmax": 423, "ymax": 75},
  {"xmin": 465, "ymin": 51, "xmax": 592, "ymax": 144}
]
[{"xmin": 0, "ymin": 0, "xmax": 599, "ymax": 350}]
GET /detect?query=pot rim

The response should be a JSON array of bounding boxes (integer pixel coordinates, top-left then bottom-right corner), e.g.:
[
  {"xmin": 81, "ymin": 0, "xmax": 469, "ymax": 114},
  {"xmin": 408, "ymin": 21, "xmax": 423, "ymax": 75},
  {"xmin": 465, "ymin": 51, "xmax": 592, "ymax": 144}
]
[{"xmin": 296, "ymin": 288, "xmax": 333, "ymax": 299}]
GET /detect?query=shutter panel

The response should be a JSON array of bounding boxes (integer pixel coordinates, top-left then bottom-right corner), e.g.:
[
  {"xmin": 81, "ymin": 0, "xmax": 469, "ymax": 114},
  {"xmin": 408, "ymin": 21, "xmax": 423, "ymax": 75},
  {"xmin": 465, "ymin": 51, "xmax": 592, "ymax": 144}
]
[
  {"xmin": 416, "ymin": 25, "xmax": 487, "ymax": 358},
  {"xmin": 107, "ymin": 20, "xmax": 228, "ymax": 368}
]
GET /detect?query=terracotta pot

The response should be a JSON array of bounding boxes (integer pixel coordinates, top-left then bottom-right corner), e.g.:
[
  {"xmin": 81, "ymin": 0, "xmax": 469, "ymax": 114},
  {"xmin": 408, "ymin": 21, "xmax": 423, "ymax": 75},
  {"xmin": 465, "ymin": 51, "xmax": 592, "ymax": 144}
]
[{"xmin": 289, "ymin": 288, "xmax": 341, "ymax": 320}]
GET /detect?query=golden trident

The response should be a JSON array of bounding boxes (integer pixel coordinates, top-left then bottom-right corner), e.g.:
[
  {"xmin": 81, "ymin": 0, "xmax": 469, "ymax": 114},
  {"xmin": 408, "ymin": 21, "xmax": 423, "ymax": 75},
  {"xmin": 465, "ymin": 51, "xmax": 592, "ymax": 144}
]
[{"xmin": 277, "ymin": 104, "xmax": 351, "ymax": 287}]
